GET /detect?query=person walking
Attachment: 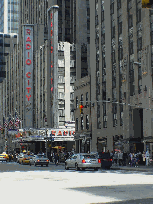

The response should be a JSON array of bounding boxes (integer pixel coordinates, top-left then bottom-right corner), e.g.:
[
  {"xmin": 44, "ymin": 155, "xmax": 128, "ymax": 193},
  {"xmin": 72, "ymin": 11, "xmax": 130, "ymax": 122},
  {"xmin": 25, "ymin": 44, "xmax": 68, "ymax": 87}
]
[
  {"xmin": 113, "ymin": 151, "xmax": 118, "ymax": 166},
  {"xmin": 118, "ymin": 151, "xmax": 123, "ymax": 166},
  {"xmin": 123, "ymin": 152, "xmax": 127, "ymax": 166},
  {"xmin": 54, "ymin": 153, "xmax": 58, "ymax": 166},
  {"xmin": 146, "ymin": 150, "xmax": 150, "ymax": 166},
  {"xmin": 142, "ymin": 151, "xmax": 146, "ymax": 165},
  {"xmin": 129, "ymin": 152, "xmax": 133, "ymax": 167}
]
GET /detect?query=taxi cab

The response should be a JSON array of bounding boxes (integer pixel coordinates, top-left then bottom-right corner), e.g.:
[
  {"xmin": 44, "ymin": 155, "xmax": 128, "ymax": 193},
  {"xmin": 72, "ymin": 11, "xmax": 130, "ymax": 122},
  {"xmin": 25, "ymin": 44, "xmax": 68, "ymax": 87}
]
[
  {"xmin": 21, "ymin": 154, "xmax": 34, "ymax": 165},
  {"xmin": 0, "ymin": 152, "xmax": 9, "ymax": 162}
]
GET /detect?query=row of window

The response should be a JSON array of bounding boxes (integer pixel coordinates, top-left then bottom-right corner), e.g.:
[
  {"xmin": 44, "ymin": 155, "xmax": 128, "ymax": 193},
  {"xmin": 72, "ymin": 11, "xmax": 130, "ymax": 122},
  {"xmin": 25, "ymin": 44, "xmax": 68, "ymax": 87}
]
[
  {"xmin": 76, "ymin": 92, "xmax": 89, "ymax": 108},
  {"xmin": 76, "ymin": 115, "xmax": 89, "ymax": 131}
]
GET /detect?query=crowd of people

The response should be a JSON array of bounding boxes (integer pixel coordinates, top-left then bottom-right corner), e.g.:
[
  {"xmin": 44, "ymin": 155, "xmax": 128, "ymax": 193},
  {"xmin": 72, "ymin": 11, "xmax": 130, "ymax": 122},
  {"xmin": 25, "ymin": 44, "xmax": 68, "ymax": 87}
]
[{"xmin": 111, "ymin": 150, "xmax": 152, "ymax": 167}]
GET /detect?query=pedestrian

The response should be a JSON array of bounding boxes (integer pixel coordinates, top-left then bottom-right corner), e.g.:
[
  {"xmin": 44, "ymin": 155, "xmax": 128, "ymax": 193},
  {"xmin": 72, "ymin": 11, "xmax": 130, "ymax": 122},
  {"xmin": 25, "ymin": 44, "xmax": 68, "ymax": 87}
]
[
  {"xmin": 118, "ymin": 151, "xmax": 123, "ymax": 166},
  {"xmin": 54, "ymin": 153, "xmax": 58, "ymax": 166},
  {"xmin": 146, "ymin": 150, "xmax": 150, "ymax": 166},
  {"xmin": 9, "ymin": 153, "xmax": 12, "ymax": 162},
  {"xmin": 123, "ymin": 152, "xmax": 127, "ymax": 166},
  {"xmin": 142, "ymin": 151, "xmax": 146, "ymax": 165},
  {"xmin": 113, "ymin": 151, "xmax": 118, "ymax": 166},
  {"xmin": 135, "ymin": 154, "xmax": 139, "ymax": 167}
]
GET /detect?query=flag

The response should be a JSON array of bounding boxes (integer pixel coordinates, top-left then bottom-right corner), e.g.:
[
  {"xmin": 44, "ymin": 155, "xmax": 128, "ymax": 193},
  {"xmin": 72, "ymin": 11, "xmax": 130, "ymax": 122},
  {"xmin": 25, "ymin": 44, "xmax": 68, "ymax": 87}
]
[
  {"xmin": 8, "ymin": 119, "xmax": 14, "ymax": 129},
  {"xmin": 15, "ymin": 118, "xmax": 20, "ymax": 129},
  {"xmin": 3, "ymin": 117, "xmax": 8, "ymax": 128},
  {"xmin": 15, "ymin": 113, "xmax": 20, "ymax": 129}
]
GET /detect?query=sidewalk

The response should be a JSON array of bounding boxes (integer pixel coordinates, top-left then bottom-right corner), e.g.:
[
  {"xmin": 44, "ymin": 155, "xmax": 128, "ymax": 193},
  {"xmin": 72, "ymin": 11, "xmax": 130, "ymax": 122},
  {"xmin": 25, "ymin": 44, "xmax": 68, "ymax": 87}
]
[{"xmin": 110, "ymin": 164, "xmax": 153, "ymax": 172}]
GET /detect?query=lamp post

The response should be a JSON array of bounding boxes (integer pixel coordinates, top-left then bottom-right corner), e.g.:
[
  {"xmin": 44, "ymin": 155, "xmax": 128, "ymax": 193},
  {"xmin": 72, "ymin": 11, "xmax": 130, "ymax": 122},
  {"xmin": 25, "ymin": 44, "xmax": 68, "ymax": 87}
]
[{"xmin": 45, "ymin": 125, "xmax": 48, "ymax": 158}]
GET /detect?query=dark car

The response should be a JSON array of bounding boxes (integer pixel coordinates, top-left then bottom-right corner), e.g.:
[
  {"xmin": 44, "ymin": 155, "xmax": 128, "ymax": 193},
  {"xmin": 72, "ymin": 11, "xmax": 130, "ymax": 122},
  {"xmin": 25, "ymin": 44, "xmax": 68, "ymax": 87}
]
[{"xmin": 97, "ymin": 152, "xmax": 112, "ymax": 169}]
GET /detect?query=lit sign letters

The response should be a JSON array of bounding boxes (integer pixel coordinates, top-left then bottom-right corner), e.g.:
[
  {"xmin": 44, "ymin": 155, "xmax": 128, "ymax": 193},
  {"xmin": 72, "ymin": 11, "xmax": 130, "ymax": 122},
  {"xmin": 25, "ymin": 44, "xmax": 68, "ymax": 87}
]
[
  {"xmin": 51, "ymin": 130, "xmax": 75, "ymax": 136},
  {"xmin": 25, "ymin": 29, "xmax": 32, "ymax": 102}
]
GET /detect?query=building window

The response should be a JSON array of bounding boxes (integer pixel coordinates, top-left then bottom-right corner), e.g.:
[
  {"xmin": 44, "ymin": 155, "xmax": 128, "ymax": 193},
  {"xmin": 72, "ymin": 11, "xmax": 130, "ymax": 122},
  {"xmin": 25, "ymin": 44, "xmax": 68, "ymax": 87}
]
[
  {"xmin": 81, "ymin": 116, "xmax": 84, "ymax": 130},
  {"xmin": 86, "ymin": 115, "xmax": 89, "ymax": 130},
  {"xmin": 76, "ymin": 118, "xmax": 78, "ymax": 131},
  {"xmin": 86, "ymin": 92, "xmax": 88, "ymax": 106},
  {"xmin": 81, "ymin": 94, "xmax": 83, "ymax": 105},
  {"xmin": 76, "ymin": 96, "xmax": 78, "ymax": 108}
]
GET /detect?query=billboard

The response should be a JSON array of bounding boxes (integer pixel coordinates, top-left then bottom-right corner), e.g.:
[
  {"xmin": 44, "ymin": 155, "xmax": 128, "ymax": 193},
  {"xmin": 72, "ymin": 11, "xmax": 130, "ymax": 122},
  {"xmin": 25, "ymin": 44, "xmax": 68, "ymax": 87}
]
[{"xmin": 23, "ymin": 25, "xmax": 34, "ymax": 128}]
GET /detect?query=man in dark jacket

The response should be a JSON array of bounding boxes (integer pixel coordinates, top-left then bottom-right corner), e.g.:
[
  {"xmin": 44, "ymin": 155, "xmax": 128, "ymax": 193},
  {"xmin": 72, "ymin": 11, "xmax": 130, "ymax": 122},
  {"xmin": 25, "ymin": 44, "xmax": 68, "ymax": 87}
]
[{"xmin": 54, "ymin": 153, "xmax": 58, "ymax": 165}]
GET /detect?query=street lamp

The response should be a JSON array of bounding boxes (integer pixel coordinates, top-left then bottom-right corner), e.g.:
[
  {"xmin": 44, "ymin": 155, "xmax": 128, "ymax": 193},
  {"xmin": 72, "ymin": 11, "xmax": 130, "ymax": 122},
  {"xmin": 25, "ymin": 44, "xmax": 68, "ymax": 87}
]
[{"xmin": 45, "ymin": 125, "xmax": 48, "ymax": 158}]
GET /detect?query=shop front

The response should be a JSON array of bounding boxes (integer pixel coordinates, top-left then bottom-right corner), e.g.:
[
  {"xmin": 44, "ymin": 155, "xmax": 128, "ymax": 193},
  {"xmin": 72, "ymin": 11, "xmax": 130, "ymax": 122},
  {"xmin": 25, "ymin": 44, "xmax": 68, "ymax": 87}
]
[
  {"xmin": 74, "ymin": 133, "xmax": 91, "ymax": 153},
  {"xmin": 97, "ymin": 137, "xmax": 107, "ymax": 152}
]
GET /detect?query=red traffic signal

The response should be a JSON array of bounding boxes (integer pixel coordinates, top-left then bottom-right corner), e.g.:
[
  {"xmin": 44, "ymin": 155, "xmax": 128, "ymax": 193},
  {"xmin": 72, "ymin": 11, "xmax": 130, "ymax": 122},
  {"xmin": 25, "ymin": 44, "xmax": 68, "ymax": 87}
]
[{"xmin": 79, "ymin": 105, "xmax": 84, "ymax": 113}]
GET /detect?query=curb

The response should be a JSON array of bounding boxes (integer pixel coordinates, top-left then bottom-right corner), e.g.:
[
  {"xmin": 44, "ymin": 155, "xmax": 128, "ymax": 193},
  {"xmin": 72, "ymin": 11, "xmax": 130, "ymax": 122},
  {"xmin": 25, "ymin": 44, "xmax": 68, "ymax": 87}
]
[{"xmin": 110, "ymin": 167, "xmax": 153, "ymax": 172}]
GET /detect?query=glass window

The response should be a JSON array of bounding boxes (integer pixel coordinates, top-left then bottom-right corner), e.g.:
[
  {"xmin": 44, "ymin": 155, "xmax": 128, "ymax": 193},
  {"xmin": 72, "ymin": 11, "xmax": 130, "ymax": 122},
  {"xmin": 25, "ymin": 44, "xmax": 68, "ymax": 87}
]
[
  {"xmin": 76, "ymin": 118, "xmax": 78, "ymax": 131},
  {"xmin": 81, "ymin": 116, "xmax": 84, "ymax": 130},
  {"xmin": 86, "ymin": 115, "xmax": 89, "ymax": 130},
  {"xmin": 81, "ymin": 94, "xmax": 83, "ymax": 105},
  {"xmin": 86, "ymin": 92, "xmax": 88, "ymax": 106},
  {"xmin": 76, "ymin": 96, "xmax": 78, "ymax": 108}
]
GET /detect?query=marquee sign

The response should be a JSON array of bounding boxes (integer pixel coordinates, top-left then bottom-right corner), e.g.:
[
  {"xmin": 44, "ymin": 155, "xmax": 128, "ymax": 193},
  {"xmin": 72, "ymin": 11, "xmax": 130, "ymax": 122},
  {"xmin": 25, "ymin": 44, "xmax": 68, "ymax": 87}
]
[
  {"xmin": 23, "ymin": 25, "xmax": 34, "ymax": 128},
  {"xmin": 48, "ymin": 129, "xmax": 75, "ymax": 137}
]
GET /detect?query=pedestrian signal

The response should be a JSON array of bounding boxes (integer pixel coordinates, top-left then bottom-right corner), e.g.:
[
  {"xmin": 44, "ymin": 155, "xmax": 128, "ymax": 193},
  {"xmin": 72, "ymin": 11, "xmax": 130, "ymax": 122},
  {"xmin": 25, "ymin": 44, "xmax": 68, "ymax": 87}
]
[
  {"xmin": 142, "ymin": 0, "xmax": 153, "ymax": 8},
  {"xmin": 79, "ymin": 105, "xmax": 84, "ymax": 114}
]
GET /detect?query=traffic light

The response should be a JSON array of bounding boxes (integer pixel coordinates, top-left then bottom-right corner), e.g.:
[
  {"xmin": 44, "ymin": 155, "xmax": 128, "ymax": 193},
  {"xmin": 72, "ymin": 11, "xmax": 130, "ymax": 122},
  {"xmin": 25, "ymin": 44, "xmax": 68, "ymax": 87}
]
[
  {"xmin": 79, "ymin": 105, "xmax": 84, "ymax": 114},
  {"xmin": 142, "ymin": 0, "xmax": 153, "ymax": 8}
]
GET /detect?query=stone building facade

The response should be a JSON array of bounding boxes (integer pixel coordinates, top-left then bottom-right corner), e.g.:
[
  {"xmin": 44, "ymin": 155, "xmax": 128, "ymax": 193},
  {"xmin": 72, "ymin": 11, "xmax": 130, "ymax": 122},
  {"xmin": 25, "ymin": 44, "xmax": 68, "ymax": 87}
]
[{"xmin": 74, "ymin": 0, "xmax": 153, "ymax": 155}]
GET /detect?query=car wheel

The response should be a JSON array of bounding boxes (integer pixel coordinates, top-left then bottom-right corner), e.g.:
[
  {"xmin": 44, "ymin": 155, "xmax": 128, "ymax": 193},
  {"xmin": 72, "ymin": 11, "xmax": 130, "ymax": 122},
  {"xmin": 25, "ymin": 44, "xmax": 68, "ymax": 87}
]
[
  {"xmin": 41, "ymin": 164, "xmax": 43, "ymax": 167},
  {"xmin": 65, "ymin": 163, "xmax": 69, "ymax": 170},
  {"xmin": 75, "ymin": 163, "xmax": 80, "ymax": 171},
  {"xmin": 46, "ymin": 164, "xmax": 48, "ymax": 167},
  {"xmin": 94, "ymin": 168, "xmax": 98, "ymax": 171}
]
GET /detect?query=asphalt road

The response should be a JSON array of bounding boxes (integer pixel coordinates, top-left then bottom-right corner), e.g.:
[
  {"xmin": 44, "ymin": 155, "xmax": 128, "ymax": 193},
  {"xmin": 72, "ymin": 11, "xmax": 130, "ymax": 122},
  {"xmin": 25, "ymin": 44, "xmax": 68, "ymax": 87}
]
[{"xmin": 0, "ymin": 162, "xmax": 153, "ymax": 204}]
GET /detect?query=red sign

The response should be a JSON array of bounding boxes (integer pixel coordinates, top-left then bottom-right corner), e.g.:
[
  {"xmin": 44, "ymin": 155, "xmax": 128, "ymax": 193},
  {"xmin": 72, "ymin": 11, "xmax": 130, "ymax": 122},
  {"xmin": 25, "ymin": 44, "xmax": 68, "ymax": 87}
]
[
  {"xmin": 25, "ymin": 29, "xmax": 32, "ymax": 102},
  {"xmin": 50, "ymin": 12, "xmax": 53, "ymax": 94},
  {"xmin": 51, "ymin": 130, "xmax": 75, "ymax": 136}
]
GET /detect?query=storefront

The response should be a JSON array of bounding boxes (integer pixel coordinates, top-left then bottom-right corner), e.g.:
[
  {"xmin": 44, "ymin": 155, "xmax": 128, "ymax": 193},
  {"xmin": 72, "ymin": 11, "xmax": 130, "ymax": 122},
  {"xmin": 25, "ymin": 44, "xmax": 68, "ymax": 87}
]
[
  {"xmin": 74, "ymin": 133, "xmax": 91, "ymax": 153},
  {"xmin": 97, "ymin": 137, "xmax": 107, "ymax": 152}
]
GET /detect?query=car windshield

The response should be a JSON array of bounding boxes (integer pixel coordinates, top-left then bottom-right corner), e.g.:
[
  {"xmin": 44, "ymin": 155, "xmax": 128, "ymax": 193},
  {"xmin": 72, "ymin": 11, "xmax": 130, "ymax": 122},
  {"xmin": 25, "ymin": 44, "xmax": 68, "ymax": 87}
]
[
  {"xmin": 28, "ymin": 155, "xmax": 33, "ymax": 158},
  {"xmin": 24, "ymin": 155, "xmax": 29, "ymax": 158},
  {"xmin": 0, "ymin": 154, "xmax": 4, "ymax": 156},
  {"xmin": 37, "ymin": 155, "xmax": 46, "ymax": 158},
  {"xmin": 82, "ymin": 155, "xmax": 96, "ymax": 159}
]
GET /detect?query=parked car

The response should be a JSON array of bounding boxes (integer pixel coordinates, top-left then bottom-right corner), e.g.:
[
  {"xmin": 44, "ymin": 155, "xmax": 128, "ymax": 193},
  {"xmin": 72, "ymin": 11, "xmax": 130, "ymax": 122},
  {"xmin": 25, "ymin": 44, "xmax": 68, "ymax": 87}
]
[
  {"xmin": 97, "ymin": 152, "xmax": 112, "ymax": 169},
  {"xmin": 29, "ymin": 154, "xmax": 49, "ymax": 167},
  {"xmin": 65, "ymin": 153, "xmax": 101, "ymax": 171},
  {"xmin": 0, "ymin": 154, "xmax": 8, "ymax": 162}
]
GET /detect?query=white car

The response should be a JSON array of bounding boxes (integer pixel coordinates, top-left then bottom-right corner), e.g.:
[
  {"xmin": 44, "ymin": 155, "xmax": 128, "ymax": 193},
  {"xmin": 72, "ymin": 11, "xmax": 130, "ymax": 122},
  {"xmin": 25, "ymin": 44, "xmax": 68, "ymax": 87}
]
[
  {"xmin": 65, "ymin": 153, "xmax": 101, "ymax": 171},
  {"xmin": 29, "ymin": 154, "xmax": 49, "ymax": 167}
]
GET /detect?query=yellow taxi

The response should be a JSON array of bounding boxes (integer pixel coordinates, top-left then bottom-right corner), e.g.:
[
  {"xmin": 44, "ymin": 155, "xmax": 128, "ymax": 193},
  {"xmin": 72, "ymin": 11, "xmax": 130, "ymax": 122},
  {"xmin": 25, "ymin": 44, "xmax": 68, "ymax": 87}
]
[
  {"xmin": 21, "ymin": 154, "xmax": 33, "ymax": 165},
  {"xmin": 0, "ymin": 152, "xmax": 9, "ymax": 162}
]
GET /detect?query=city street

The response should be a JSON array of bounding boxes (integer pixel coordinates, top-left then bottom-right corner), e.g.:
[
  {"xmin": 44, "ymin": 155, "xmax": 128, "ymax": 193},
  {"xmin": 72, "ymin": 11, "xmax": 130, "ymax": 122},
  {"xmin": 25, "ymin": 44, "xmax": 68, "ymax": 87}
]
[{"xmin": 0, "ymin": 162, "xmax": 153, "ymax": 204}]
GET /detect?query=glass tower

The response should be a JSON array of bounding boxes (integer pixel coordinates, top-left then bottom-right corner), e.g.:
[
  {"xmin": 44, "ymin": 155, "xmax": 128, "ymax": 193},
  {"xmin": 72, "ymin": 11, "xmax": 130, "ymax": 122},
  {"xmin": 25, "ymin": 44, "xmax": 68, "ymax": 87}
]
[{"xmin": 0, "ymin": 0, "xmax": 19, "ymax": 34}]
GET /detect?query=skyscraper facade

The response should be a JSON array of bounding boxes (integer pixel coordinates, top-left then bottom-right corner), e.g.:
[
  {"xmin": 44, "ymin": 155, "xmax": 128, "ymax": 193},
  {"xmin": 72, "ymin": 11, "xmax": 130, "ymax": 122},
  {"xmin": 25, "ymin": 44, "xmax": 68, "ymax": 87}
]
[
  {"xmin": 74, "ymin": 0, "xmax": 153, "ymax": 155},
  {"xmin": 0, "ymin": 0, "xmax": 20, "ymax": 34}
]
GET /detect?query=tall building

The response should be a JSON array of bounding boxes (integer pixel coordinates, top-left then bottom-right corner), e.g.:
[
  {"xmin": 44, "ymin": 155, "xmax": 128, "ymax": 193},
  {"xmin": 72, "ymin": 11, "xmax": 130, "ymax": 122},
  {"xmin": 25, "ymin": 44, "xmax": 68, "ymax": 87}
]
[
  {"xmin": 0, "ymin": 0, "xmax": 20, "ymax": 34},
  {"xmin": 0, "ymin": 0, "xmax": 76, "ymax": 153},
  {"xmin": 0, "ymin": 33, "xmax": 18, "ymax": 83},
  {"xmin": 74, "ymin": 0, "xmax": 153, "ymax": 155}
]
